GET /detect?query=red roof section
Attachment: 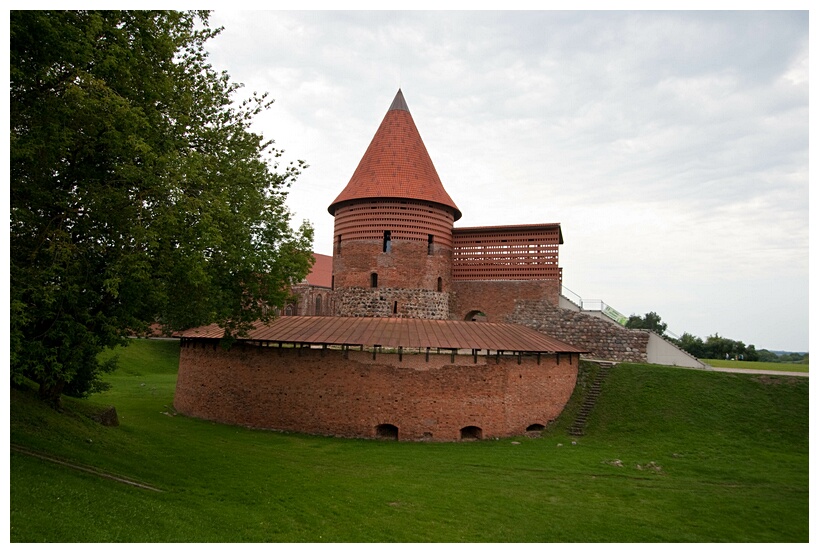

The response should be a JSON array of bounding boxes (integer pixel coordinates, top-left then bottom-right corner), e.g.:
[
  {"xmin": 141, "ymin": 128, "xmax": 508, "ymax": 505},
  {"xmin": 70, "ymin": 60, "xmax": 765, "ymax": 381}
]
[
  {"xmin": 328, "ymin": 90, "xmax": 462, "ymax": 220},
  {"xmin": 305, "ymin": 253, "xmax": 333, "ymax": 288},
  {"xmin": 177, "ymin": 317, "xmax": 586, "ymax": 353}
]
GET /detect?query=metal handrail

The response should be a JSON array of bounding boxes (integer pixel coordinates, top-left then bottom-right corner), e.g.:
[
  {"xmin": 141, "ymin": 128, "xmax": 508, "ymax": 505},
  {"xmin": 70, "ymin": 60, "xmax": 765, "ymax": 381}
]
[{"xmin": 561, "ymin": 285, "xmax": 681, "ymax": 337}]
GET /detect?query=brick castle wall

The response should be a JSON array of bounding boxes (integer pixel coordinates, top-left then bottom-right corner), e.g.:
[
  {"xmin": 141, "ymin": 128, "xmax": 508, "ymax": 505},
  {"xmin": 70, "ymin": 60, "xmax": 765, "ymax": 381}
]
[
  {"xmin": 509, "ymin": 299, "xmax": 649, "ymax": 362},
  {"xmin": 290, "ymin": 283, "xmax": 334, "ymax": 316},
  {"xmin": 174, "ymin": 343, "xmax": 579, "ymax": 441},
  {"xmin": 450, "ymin": 280, "xmax": 561, "ymax": 322}
]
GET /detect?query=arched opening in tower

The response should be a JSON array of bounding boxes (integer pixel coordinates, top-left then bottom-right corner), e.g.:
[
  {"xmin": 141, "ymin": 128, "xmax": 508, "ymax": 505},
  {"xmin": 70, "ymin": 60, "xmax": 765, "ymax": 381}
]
[{"xmin": 464, "ymin": 310, "xmax": 487, "ymax": 322}]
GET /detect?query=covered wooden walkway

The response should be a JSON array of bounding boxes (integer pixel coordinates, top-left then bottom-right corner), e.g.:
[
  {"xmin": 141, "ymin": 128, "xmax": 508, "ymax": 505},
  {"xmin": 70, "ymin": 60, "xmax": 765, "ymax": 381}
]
[{"xmin": 176, "ymin": 316, "xmax": 586, "ymax": 356}]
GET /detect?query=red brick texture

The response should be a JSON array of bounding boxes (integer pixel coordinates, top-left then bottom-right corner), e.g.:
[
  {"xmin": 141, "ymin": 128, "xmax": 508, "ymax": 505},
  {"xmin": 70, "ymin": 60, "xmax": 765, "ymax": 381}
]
[
  {"xmin": 332, "ymin": 211, "xmax": 454, "ymax": 316},
  {"xmin": 333, "ymin": 239, "xmax": 452, "ymax": 292},
  {"xmin": 450, "ymin": 280, "xmax": 561, "ymax": 322},
  {"xmin": 174, "ymin": 342, "xmax": 578, "ymax": 441}
]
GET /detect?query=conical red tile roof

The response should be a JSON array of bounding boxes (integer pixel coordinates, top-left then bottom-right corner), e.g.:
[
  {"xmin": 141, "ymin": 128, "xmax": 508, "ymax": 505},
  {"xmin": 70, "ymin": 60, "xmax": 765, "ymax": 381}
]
[{"xmin": 328, "ymin": 90, "xmax": 462, "ymax": 220}]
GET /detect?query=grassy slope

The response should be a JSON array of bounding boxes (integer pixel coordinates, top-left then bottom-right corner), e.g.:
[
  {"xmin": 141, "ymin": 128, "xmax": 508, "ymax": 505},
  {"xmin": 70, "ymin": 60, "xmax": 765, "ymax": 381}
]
[
  {"xmin": 703, "ymin": 358, "xmax": 809, "ymax": 373},
  {"xmin": 10, "ymin": 340, "xmax": 808, "ymax": 542}
]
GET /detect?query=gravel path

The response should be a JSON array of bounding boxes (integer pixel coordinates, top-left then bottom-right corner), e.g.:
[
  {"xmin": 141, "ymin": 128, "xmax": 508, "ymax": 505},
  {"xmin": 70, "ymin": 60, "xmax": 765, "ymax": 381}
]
[{"xmin": 707, "ymin": 366, "xmax": 808, "ymax": 377}]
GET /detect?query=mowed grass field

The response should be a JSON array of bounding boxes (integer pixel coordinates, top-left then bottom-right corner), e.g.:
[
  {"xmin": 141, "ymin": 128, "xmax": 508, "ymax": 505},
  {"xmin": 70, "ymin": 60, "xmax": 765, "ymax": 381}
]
[
  {"xmin": 703, "ymin": 358, "xmax": 809, "ymax": 373},
  {"xmin": 10, "ymin": 340, "xmax": 809, "ymax": 542}
]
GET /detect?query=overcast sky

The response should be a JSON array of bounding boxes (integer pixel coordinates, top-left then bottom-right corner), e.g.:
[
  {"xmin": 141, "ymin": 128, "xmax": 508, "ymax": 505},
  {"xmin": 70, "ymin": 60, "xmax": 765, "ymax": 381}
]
[{"xmin": 203, "ymin": 9, "xmax": 809, "ymax": 352}]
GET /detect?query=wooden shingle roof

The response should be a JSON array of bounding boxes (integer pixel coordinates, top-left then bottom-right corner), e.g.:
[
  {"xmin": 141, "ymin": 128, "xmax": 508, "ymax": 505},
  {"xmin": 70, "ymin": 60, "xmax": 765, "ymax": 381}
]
[{"xmin": 176, "ymin": 316, "xmax": 586, "ymax": 354}]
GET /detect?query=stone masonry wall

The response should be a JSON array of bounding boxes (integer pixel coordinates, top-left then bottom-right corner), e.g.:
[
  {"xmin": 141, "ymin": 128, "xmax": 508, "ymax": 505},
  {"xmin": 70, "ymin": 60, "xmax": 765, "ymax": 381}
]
[
  {"xmin": 509, "ymin": 299, "xmax": 649, "ymax": 362},
  {"xmin": 174, "ymin": 342, "xmax": 579, "ymax": 441},
  {"xmin": 334, "ymin": 287, "xmax": 450, "ymax": 319}
]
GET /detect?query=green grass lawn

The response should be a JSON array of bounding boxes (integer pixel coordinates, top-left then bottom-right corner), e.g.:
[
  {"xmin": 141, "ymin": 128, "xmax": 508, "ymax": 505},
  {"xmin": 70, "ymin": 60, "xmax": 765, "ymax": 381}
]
[
  {"xmin": 703, "ymin": 358, "xmax": 808, "ymax": 372},
  {"xmin": 10, "ymin": 339, "xmax": 809, "ymax": 542}
]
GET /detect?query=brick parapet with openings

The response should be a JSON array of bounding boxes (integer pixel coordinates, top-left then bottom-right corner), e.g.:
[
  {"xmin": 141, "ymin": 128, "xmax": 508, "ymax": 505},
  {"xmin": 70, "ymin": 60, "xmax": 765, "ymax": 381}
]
[{"xmin": 173, "ymin": 342, "xmax": 579, "ymax": 441}]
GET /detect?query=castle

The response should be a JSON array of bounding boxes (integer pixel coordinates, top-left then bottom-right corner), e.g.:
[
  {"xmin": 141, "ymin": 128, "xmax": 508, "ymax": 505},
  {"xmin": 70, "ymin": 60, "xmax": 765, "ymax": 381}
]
[{"xmin": 174, "ymin": 90, "xmax": 701, "ymax": 441}]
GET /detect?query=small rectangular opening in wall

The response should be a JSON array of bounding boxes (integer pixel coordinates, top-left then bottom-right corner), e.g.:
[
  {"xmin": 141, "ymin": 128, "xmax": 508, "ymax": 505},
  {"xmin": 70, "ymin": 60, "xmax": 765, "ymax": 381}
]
[
  {"xmin": 383, "ymin": 230, "xmax": 392, "ymax": 253},
  {"xmin": 393, "ymin": 301, "xmax": 398, "ymax": 314},
  {"xmin": 428, "ymin": 234, "xmax": 434, "ymax": 255}
]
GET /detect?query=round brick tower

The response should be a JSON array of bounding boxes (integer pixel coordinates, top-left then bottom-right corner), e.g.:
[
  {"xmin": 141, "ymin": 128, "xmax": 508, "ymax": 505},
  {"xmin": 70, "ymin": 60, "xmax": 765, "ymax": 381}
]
[{"xmin": 328, "ymin": 90, "xmax": 461, "ymax": 319}]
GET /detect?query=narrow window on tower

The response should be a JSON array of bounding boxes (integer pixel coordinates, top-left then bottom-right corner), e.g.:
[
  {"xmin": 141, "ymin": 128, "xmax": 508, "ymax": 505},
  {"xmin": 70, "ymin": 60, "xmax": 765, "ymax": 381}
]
[
  {"xmin": 393, "ymin": 301, "xmax": 398, "ymax": 314},
  {"xmin": 437, "ymin": 277, "xmax": 443, "ymax": 292},
  {"xmin": 371, "ymin": 272, "xmax": 378, "ymax": 288},
  {"xmin": 336, "ymin": 234, "xmax": 342, "ymax": 254},
  {"xmin": 428, "ymin": 234, "xmax": 434, "ymax": 255},
  {"xmin": 383, "ymin": 230, "xmax": 392, "ymax": 253}
]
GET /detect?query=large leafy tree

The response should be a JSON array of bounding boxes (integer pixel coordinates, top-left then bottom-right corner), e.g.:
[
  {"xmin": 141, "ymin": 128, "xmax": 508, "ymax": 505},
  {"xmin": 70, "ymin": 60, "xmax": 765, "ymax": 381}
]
[{"xmin": 10, "ymin": 11, "xmax": 314, "ymax": 404}]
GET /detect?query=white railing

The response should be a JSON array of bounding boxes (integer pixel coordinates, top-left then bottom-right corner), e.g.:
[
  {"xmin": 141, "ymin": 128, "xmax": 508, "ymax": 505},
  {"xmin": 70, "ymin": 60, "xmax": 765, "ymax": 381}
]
[
  {"xmin": 561, "ymin": 285, "xmax": 682, "ymax": 337},
  {"xmin": 561, "ymin": 286, "xmax": 627, "ymax": 325}
]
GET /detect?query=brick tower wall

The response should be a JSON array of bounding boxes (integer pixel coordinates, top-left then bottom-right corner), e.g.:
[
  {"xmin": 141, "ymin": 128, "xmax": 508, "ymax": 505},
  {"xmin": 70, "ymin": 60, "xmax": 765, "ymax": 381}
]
[
  {"xmin": 173, "ymin": 342, "xmax": 579, "ymax": 441},
  {"xmin": 332, "ymin": 200, "xmax": 455, "ymax": 318}
]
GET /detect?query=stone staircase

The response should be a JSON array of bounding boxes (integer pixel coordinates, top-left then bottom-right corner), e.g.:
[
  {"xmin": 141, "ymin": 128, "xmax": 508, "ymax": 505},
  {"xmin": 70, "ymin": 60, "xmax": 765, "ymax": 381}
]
[{"xmin": 568, "ymin": 361, "xmax": 614, "ymax": 436}]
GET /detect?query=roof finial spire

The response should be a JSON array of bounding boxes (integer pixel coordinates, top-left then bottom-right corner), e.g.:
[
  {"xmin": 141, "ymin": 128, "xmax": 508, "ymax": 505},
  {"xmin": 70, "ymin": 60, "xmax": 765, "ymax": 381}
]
[{"xmin": 389, "ymin": 88, "xmax": 409, "ymax": 112}]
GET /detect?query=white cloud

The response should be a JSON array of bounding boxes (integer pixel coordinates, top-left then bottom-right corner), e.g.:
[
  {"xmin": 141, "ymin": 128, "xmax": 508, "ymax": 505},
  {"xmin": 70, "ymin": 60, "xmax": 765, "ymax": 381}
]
[{"xmin": 206, "ymin": 10, "xmax": 809, "ymax": 351}]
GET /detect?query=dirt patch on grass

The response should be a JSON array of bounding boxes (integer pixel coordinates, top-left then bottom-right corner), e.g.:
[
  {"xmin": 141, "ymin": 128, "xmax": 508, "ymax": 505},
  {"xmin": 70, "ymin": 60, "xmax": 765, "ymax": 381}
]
[{"xmin": 755, "ymin": 375, "xmax": 802, "ymax": 386}]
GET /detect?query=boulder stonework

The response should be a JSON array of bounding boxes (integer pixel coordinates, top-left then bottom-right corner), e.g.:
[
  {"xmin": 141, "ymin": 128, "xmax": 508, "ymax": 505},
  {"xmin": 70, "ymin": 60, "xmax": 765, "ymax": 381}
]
[
  {"xmin": 174, "ymin": 342, "xmax": 579, "ymax": 441},
  {"xmin": 508, "ymin": 299, "xmax": 649, "ymax": 363},
  {"xmin": 334, "ymin": 287, "xmax": 450, "ymax": 319}
]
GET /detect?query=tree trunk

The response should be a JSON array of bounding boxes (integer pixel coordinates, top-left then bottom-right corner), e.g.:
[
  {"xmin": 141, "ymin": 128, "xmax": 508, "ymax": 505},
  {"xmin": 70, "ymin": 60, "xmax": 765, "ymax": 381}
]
[{"xmin": 38, "ymin": 380, "xmax": 65, "ymax": 408}]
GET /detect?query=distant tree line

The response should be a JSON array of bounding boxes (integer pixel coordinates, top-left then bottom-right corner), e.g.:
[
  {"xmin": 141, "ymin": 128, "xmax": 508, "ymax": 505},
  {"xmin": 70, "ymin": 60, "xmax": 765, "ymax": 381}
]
[{"xmin": 625, "ymin": 312, "xmax": 808, "ymax": 363}]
